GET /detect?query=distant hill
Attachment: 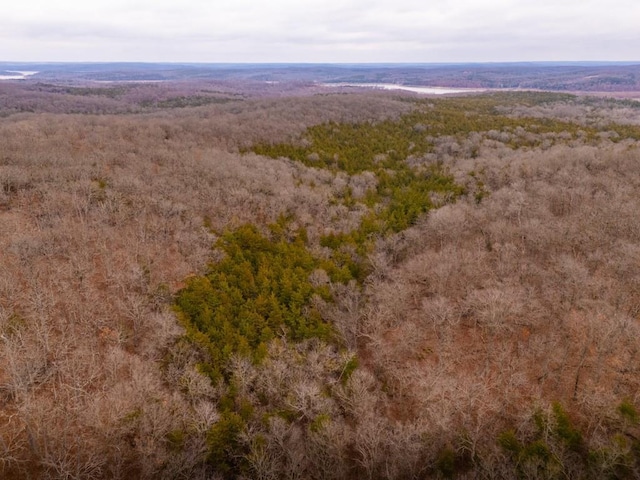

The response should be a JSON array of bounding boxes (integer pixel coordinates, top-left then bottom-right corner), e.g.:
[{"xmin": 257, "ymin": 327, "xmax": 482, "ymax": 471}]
[{"xmin": 1, "ymin": 61, "xmax": 640, "ymax": 92}]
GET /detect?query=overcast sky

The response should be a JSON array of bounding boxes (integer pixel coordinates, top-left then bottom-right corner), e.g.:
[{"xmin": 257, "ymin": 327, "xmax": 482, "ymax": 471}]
[{"xmin": 2, "ymin": 0, "xmax": 639, "ymax": 63}]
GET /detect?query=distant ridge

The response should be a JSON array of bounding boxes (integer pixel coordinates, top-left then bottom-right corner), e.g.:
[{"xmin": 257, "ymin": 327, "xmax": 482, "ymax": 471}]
[{"xmin": 2, "ymin": 61, "xmax": 639, "ymax": 92}]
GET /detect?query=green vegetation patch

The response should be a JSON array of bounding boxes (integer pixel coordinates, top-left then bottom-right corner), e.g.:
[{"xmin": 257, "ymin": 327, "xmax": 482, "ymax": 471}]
[
  {"xmin": 175, "ymin": 221, "xmax": 337, "ymax": 382},
  {"xmin": 34, "ymin": 83, "xmax": 128, "ymax": 98},
  {"xmin": 177, "ymin": 100, "xmax": 479, "ymax": 384},
  {"xmin": 252, "ymin": 95, "xmax": 598, "ymax": 171},
  {"xmin": 149, "ymin": 95, "xmax": 240, "ymax": 109},
  {"xmin": 498, "ymin": 402, "xmax": 640, "ymax": 477}
]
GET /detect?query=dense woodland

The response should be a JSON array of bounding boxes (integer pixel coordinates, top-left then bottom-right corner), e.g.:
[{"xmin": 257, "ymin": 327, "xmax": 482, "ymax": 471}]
[{"xmin": 2, "ymin": 79, "xmax": 640, "ymax": 479}]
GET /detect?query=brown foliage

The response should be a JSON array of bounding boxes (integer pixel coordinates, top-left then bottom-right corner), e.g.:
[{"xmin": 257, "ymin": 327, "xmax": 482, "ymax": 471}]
[
  {"xmin": 3, "ymin": 87, "xmax": 640, "ymax": 477},
  {"xmin": 359, "ymin": 141, "xmax": 640, "ymax": 469}
]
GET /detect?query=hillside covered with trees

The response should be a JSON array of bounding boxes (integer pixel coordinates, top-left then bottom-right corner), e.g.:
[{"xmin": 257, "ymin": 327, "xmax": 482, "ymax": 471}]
[{"xmin": 2, "ymin": 79, "xmax": 640, "ymax": 478}]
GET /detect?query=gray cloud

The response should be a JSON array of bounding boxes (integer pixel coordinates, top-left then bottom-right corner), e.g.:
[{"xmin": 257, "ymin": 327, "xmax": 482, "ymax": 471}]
[{"xmin": 1, "ymin": 0, "xmax": 639, "ymax": 62}]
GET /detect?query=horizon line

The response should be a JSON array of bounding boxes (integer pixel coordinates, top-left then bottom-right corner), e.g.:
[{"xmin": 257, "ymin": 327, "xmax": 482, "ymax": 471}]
[{"xmin": 2, "ymin": 60, "xmax": 640, "ymax": 66}]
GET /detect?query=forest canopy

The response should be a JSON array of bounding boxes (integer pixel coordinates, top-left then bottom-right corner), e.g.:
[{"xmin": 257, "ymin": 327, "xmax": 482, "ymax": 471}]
[{"xmin": 2, "ymin": 80, "xmax": 640, "ymax": 478}]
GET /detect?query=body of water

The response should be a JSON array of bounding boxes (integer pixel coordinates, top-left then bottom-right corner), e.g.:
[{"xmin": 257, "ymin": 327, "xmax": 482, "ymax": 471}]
[
  {"xmin": 322, "ymin": 82, "xmax": 486, "ymax": 95},
  {"xmin": 0, "ymin": 71, "xmax": 39, "ymax": 80}
]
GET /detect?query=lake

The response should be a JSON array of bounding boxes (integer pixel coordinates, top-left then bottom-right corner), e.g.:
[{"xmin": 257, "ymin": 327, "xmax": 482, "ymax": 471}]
[
  {"xmin": 0, "ymin": 71, "xmax": 39, "ymax": 80},
  {"xmin": 322, "ymin": 82, "xmax": 486, "ymax": 95}
]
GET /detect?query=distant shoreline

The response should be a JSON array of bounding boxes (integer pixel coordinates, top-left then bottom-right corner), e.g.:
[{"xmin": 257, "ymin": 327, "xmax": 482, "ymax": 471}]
[
  {"xmin": 321, "ymin": 82, "xmax": 487, "ymax": 95},
  {"xmin": 0, "ymin": 70, "xmax": 39, "ymax": 80}
]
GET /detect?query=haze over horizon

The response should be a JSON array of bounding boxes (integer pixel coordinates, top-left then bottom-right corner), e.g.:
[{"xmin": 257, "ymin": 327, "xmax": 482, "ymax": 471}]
[{"xmin": 2, "ymin": 0, "xmax": 639, "ymax": 64}]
